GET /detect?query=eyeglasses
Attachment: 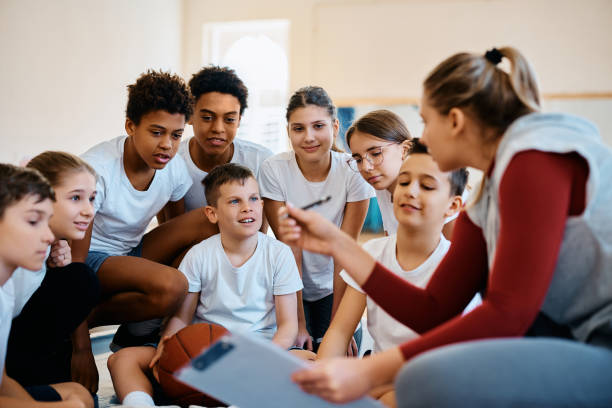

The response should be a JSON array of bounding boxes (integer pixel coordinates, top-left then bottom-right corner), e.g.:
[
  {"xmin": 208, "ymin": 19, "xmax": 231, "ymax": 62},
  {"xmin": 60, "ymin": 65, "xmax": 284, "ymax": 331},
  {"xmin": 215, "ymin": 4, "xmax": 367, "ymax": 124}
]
[{"xmin": 347, "ymin": 143, "xmax": 397, "ymax": 172}]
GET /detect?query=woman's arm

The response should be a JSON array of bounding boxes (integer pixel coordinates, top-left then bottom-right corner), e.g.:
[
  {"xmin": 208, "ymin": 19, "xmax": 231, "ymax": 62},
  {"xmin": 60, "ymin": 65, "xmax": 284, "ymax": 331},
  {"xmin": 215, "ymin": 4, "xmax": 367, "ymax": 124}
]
[
  {"xmin": 332, "ymin": 199, "xmax": 369, "ymax": 316},
  {"xmin": 290, "ymin": 151, "xmax": 587, "ymax": 403},
  {"xmin": 272, "ymin": 293, "xmax": 299, "ymax": 349},
  {"xmin": 317, "ymin": 286, "xmax": 366, "ymax": 359},
  {"xmin": 392, "ymin": 151, "xmax": 585, "ymax": 358}
]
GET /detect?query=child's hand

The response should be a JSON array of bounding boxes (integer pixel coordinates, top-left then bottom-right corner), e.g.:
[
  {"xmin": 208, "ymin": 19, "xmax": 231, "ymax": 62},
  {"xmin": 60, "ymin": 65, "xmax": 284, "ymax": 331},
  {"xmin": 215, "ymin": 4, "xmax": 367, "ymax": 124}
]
[
  {"xmin": 294, "ymin": 325, "xmax": 313, "ymax": 351},
  {"xmin": 71, "ymin": 347, "xmax": 99, "ymax": 394},
  {"xmin": 149, "ymin": 335, "xmax": 172, "ymax": 380},
  {"xmin": 47, "ymin": 239, "xmax": 72, "ymax": 268}
]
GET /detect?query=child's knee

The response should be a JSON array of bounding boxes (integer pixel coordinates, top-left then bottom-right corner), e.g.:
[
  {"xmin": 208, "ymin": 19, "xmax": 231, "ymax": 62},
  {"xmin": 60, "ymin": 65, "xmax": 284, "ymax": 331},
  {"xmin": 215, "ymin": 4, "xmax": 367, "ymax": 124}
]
[
  {"xmin": 53, "ymin": 382, "xmax": 94, "ymax": 408},
  {"xmin": 151, "ymin": 270, "xmax": 187, "ymax": 313},
  {"xmin": 107, "ymin": 347, "xmax": 136, "ymax": 372}
]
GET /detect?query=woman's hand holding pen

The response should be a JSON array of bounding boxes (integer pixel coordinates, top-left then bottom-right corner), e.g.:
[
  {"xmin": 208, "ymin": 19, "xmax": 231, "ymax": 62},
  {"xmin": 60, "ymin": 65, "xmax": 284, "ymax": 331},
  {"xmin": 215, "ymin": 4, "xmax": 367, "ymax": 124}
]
[{"xmin": 277, "ymin": 203, "xmax": 342, "ymax": 257}]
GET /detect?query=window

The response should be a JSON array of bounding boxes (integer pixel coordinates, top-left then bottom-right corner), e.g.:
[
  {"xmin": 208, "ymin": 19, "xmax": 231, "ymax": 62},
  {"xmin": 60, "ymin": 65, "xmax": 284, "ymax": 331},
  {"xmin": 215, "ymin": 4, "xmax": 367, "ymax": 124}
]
[{"xmin": 202, "ymin": 20, "xmax": 290, "ymax": 153}]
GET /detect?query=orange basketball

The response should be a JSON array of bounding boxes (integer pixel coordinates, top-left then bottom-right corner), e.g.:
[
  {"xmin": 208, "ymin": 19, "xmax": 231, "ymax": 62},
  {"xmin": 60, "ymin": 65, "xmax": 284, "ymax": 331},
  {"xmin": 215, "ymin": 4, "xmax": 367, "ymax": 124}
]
[{"xmin": 157, "ymin": 323, "xmax": 229, "ymax": 407}]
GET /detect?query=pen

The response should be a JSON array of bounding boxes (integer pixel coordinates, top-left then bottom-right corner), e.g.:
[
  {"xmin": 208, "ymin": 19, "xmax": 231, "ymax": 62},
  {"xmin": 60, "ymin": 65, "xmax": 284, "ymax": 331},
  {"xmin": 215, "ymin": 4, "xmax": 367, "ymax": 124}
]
[{"xmin": 301, "ymin": 195, "xmax": 332, "ymax": 210}]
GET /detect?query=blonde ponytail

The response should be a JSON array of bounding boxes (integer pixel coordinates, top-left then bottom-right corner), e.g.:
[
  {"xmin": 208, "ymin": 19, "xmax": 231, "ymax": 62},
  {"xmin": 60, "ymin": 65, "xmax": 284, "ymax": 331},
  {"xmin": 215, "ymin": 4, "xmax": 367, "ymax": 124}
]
[
  {"xmin": 498, "ymin": 47, "xmax": 540, "ymax": 114},
  {"xmin": 424, "ymin": 46, "xmax": 541, "ymax": 136}
]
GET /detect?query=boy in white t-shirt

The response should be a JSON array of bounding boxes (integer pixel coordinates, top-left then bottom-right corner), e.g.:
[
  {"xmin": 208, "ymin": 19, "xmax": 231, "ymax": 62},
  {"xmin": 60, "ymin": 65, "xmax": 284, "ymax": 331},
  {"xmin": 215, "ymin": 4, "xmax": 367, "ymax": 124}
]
[
  {"xmin": 72, "ymin": 71, "xmax": 219, "ymax": 353},
  {"xmin": 0, "ymin": 164, "xmax": 93, "ymax": 407},
  {"xmin": 170, "ymin": 65, "xmax": 273, "ymax": 214},
  {"xmin": 107, "ymin": 163, "xmax": 302, "ymax": 407},
  {"xmin": 315, "ymin": 139, "xmax": 468, "ymax": 407}
]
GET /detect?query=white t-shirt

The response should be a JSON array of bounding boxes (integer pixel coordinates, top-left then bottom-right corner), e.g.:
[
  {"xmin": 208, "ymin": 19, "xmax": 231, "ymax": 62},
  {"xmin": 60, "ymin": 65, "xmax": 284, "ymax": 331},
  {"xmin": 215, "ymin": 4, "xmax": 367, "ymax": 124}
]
[
  {"xmin": 259, "ymin": 151, "xmax": 375, "ymax": 301},
  {"xmin": 179, "ymin": 137, "xmax": 274, "ymax": 211},
  {"xmin": 341, "ymin": 234, "xmax": 450, "ymax": 353},
  {"xmin": 0, "ymin": 278, "xmax": 16, "ymax": 385},
  {"xmin": 179, "ymin": 232, "xmax": 303, "ymax": 339},
  {"xmin": 375, "ymin": 189, "xmax": 398, "ymax": 235},
  {"xmin": 82, "ymin": 136, "xmax": 192, "ymax": 255}
]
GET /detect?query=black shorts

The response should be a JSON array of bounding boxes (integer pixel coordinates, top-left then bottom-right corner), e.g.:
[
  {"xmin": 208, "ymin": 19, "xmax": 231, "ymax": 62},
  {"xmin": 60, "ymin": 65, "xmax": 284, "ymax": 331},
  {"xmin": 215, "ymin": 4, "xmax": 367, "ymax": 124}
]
[{"xmin": 25, "ymin": 385, "xmax": 62, "ymax": 402}]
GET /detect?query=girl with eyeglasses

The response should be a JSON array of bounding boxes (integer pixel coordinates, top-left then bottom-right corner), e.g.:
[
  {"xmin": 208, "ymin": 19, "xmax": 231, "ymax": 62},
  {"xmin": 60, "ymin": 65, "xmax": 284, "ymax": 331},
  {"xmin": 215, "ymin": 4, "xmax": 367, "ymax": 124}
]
[
  {"xmin": 346, "ymin": 110, "xmax": 411, "ymax": 237},
  {"xmin": 259, "ymin": 86, "xmax": 374, "ymax": 352}
]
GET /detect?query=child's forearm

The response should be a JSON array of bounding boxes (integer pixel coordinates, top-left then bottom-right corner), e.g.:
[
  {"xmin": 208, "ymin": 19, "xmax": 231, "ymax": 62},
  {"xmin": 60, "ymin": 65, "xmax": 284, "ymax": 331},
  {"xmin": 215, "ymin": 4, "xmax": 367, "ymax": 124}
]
[
  {"xmin": 316, "ymin": 327, "xmax": 352, "ymax": 359},
  {"xmin": 272, "ymin": 327, "xmax": 297, "ymax": 349},
  {"xmin": 71, "ymin": 223, "xmax": 93, "ymax": 263},
  {"xmin": 161, "ymin": 292, "xmax": 200, "ymax": 338},
  {"xmin": 161, "ymin": 316, "xmax": 189, "ymax": 339},
  {"xmin": 331, "ymin": 262, "xmax": 346, "ymax": 318}
]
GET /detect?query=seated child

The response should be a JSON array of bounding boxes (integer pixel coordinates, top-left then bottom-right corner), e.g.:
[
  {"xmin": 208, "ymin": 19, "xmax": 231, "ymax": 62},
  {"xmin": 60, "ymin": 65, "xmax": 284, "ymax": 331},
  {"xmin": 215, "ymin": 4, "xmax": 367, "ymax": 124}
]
[
  {"xmin": 0, "ymin": 163, "xmax": 93, "ymax": 408},
  {"xmin": 107, "ymin": 163, "xmax": 302, "ymax": 407},
  {"xmin": 177, "ymin": 65, "xmax": 273, "ymax": 213},
  {"xmin": 71, "ymin": 70, "xmax": 218, "ymax": 350},
  {"xmin": 316, "ymin": 139, "xmax": 468, "ymax": 407},
  {"xmin": 7, "ymin": 152, "xmax": 100, "ymax": 393}
]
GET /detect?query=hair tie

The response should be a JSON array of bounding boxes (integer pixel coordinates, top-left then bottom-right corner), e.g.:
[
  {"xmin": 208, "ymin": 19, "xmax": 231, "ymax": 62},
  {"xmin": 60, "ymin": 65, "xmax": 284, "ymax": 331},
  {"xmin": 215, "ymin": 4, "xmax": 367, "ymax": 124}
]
[{"xmin": 484, "ymin": 48, "xmax": 503, "ymax": 65}]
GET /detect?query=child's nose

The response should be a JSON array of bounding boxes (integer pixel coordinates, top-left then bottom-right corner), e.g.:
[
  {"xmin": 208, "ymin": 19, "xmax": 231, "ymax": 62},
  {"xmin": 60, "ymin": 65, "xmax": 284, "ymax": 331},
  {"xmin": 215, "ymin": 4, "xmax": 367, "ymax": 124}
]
[
  {"xmin": 82, "ymin": 201, "xmax": 94, "ymax": 217},
  {"xmin": 44, "ymin": 225, "xmax": 55, "ymax": 244},
  {"xmin": 361, "ymin": 158, "xmax": 375, "ymax": 171},
  {"xmin": 212, "ymin": 117, "xmax": 224, "ymax": 132},
  {"xmin": 159, "ymin": 135, "xmax": 172, "ymax": 150},
  {"xmin": 304, "ymin": 128, "xmax": 315, "ymax": 141}
]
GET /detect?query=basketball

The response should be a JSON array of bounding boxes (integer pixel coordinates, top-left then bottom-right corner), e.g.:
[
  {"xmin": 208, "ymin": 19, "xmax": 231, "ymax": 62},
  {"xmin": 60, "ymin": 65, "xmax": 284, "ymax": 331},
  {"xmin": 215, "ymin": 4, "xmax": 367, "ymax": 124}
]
[{"xmin": 157, "ymin": 323, "xmax": 229, "ymax": 407}]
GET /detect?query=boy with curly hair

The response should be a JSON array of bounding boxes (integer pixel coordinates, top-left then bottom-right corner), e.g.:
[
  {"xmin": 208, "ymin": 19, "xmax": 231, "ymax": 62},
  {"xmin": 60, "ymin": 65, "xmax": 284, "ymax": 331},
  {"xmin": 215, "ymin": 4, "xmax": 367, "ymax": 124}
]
[
  {"xmin": 72, "ymin": 71, "xmax": 219, "ymax": 365},
  {"xmin": 159, "ymin": 65, "xmax": 273, "ymax": 221}
]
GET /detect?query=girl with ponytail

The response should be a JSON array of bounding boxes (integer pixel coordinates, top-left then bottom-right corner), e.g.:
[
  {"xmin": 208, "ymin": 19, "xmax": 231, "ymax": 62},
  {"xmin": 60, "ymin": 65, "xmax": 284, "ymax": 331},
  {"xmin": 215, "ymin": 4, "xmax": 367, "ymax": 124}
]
[{"xmin": 281, "ymin": 47, "xmax": 612, "ymax": 407}]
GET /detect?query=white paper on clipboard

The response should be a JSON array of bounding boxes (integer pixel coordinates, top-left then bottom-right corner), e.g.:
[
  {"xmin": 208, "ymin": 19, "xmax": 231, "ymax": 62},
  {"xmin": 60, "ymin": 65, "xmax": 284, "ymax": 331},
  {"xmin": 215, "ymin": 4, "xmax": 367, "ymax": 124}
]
[{"xmin": 175, "ymin": 330, "xmax": 384, "ymax": 408}]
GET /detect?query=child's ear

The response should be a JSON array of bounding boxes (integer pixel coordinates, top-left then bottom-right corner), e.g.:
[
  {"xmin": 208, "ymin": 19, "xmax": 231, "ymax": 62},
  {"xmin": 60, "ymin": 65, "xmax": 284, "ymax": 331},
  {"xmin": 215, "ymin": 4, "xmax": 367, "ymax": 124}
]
[
  {"xmin": 125, "ymin": 118, "xmax": 136, "ymax": 137},
  {"xmin": 401, "ymin": 140, "xmax": 410, "ymax": 159},
  {"xmin": 203, "ymin": 205, "xmax": 218, "ymax": 224},
  {"xmin": 444, "ymin": 195, "xmax": 463, "ymax": 219}
]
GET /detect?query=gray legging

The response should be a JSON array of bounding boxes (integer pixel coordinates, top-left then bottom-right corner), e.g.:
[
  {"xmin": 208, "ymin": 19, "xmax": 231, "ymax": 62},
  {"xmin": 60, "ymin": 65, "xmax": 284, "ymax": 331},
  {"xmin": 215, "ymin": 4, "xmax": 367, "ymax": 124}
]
[{"xmin": 395, "ymin": 338, "xmax": 612, "ymax": 407}]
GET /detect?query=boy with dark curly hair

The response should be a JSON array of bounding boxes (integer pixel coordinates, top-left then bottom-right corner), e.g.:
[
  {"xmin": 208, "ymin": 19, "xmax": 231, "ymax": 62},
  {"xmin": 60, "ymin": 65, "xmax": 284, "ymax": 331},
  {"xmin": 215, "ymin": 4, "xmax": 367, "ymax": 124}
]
[
  {"xmin": 161, "ymin": 65, "xmax": 273, "ymax": 219},
  {"xmin": 71, "ymin": 71, "xmax": 219, "ymax": 371}
]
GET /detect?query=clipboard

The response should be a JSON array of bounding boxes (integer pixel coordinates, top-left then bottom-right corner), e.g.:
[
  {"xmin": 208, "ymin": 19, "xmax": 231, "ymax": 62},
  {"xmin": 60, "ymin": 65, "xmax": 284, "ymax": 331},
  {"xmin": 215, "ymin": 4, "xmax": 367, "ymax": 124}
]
[{"xmin": 175, "ymin": 331, "xmax": 384, "ymax": 408}]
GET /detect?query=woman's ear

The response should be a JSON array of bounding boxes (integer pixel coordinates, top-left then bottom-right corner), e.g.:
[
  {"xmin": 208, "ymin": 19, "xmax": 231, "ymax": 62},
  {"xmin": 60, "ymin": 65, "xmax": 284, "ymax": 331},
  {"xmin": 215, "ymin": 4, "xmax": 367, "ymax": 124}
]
[{"xmin": 448, "ymin": 107, "xmax": 466, "ymax": 138}]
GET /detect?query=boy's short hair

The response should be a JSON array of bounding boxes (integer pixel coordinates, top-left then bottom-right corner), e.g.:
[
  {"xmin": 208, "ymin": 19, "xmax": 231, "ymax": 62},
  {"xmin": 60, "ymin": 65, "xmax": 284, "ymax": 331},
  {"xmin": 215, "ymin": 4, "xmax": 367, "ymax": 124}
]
[
  {"xmin": 0, "ymin": 163, "xmax": 55, "ymax": 218},
  {"xmin": 408, "ymin": 138, "xmax": 468, "ymax": 196},
  {"xmin": 203, "ymin": 163, "xmax": 255, "ymax": 206},
  {"xmin": 189, "ymin": 66, "xmax": 248, "ymax": 115},
  {"xmin": 126, "ymin": 70, "xmax": 194, "ymax": 125}
]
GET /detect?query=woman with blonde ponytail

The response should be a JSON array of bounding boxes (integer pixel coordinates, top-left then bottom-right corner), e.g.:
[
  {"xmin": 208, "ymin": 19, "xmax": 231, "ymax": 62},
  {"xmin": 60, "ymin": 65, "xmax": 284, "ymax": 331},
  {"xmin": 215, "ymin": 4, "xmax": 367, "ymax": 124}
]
[{"xmin": 280, "ymin": 47, "xmax": 612, "ymax": 407}]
